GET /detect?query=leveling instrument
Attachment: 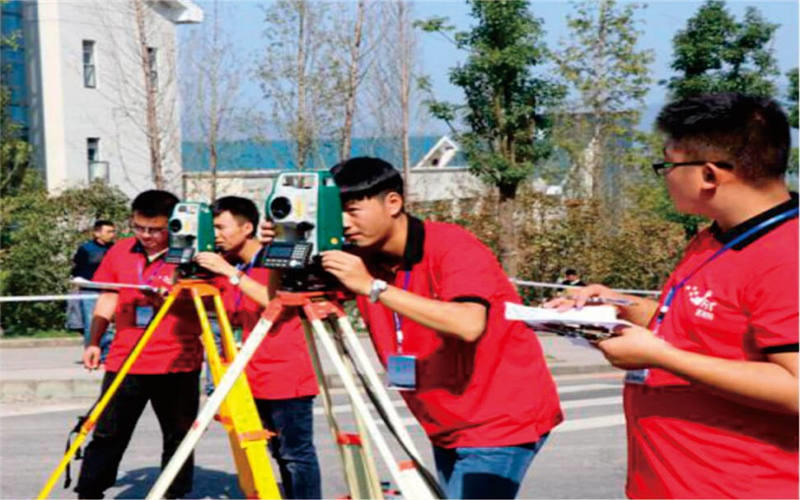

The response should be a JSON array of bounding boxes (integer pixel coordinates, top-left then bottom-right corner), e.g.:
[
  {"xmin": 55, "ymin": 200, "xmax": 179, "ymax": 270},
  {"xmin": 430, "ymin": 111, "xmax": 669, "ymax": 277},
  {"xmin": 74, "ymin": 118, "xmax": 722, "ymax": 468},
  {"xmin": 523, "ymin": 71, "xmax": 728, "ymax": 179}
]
[
  {"xmin": 37, "ymin": 280, "xmax": 282, "ymax": 499},
  {"xmin": 148, "ymin": 289, "xmax": 443, "ymax": 500}
]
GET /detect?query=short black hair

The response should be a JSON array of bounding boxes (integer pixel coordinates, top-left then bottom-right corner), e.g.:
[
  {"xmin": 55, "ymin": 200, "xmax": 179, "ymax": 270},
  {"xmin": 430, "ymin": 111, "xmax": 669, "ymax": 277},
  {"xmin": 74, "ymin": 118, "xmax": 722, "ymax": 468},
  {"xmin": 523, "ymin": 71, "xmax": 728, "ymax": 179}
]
[
  {"xmin": 330, "ymin": 157, "xmax": 404, "ymax": 205},
  {"xmin": 211, "ymin": 196, "xmax": 259, "ymax": 238},
  {"xmin": 93, "ymin": 219, "xmax": 114, "ymax": 231},
  {"xmin": 656, "ymin": 93, "xmax": 790, "ymax": 181},
  {"xmin": 565, "ymin": 269, "xmax": 578, "ymax": 276},
  {"xmin": 131, "ymin": 190, "xmax": 179, "ymax": 218}
]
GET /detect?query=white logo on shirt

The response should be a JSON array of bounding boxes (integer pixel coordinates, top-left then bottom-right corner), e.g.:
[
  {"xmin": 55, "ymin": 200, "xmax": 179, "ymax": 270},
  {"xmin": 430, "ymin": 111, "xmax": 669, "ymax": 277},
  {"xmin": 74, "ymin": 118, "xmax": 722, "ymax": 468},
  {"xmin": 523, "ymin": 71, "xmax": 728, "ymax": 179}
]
[{"xmin": 687, "ymin": 285, "xmax": 716, "ymax": 320}]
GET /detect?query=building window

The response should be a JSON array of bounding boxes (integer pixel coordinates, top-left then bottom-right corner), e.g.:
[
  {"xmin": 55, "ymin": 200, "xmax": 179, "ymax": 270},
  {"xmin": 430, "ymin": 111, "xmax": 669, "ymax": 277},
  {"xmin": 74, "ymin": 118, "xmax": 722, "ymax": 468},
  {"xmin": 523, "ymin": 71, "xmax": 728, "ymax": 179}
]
[
  {"xmin": 87, "ymin": 138, "xmax": 99, "ymax": 163},
  {"xmin": 146, "ymin": 46, "xmax": 158, "ymax": 88},
  {"xmin": 87, "ymin": 138, "xmax": 108, "ymax": 182},
  {"xmin": 82, "ymin": 40, "xmax": 96, "ymax": 88}
]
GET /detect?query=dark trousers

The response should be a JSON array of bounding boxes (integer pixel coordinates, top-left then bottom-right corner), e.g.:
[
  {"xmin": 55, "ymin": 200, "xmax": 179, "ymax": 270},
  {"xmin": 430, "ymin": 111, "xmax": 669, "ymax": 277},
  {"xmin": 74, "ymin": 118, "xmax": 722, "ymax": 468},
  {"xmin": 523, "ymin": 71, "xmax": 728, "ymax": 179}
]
[
  {"xmin": 75, "ymin": 371, "xmax": 200, "ymax": 499},
  {"xmin": 255, "ymin": 396, "xmax": 321, "ymax": 499}
]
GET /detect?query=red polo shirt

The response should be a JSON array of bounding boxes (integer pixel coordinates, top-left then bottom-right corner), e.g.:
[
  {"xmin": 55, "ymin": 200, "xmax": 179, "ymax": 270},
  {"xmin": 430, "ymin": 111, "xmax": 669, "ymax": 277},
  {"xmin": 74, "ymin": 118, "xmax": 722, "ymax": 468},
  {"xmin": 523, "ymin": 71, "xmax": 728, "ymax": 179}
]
[
  {"xmin": 213, "ymin": 266, "xmax": 318, "ymax": 400},
  {"xmin": 625, "ymin": 194, "xmax": 799, "ymax": 499},
  {"xmin": 93, "ymin": 237, "xmax": 204, "ymax": 374},
  {"xmin": 357, "ymin": 217, "xmax": 563, "ymax": 448}
]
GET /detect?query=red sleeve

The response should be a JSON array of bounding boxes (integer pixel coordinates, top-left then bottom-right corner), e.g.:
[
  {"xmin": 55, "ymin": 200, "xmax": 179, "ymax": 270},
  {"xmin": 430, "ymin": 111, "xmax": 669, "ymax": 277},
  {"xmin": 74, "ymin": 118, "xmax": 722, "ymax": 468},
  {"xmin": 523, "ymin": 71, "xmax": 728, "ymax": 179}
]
[
  {"xmin": 433, "ymin": 226, "xmax": 501, "ymax": 306},
  {"xmin": 745, "ymin": 263, "xmax": 799, "ymax": 351}
]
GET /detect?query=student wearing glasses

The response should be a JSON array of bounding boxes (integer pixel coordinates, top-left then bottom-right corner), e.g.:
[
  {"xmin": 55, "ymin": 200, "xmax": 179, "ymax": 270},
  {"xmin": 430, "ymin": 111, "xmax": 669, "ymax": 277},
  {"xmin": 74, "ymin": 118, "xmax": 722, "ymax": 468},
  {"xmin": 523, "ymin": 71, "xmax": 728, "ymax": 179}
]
[
  {"xmin": 77, "ymin": 190, "xmax": 204, "ymax": 499},
  {"xmin": 550, "ymin": 93, "xmax": 798, "ymax": 498}
]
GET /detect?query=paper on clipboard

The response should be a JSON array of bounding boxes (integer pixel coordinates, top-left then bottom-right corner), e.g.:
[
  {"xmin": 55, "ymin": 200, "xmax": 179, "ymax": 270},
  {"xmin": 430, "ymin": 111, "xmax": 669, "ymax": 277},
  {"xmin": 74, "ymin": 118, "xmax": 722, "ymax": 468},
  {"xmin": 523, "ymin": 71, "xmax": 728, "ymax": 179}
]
[{"xmin": 504, "ymin": 302, "xmax": 632, "ymax": 342}]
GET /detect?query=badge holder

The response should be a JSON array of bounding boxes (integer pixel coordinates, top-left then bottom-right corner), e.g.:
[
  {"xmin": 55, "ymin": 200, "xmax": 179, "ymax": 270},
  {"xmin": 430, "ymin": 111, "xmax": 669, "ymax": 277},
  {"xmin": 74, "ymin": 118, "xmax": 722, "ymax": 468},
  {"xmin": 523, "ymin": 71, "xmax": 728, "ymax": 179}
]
[{"xmin": 387, "ymin": 354, "xmax": 417, "ymax": 391}]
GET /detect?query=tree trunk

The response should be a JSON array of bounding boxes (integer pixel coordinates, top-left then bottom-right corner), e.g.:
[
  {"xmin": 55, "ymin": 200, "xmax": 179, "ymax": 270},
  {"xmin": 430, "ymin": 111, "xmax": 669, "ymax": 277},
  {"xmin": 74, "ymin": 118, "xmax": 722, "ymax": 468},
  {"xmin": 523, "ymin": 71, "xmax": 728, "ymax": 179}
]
[
  {"xmin": 341, "ymin": 0, "xmax": 365, "ymax": 161},
  {"xmin": 498, "ymin": 184, "xmax": 519, "ymax": 277},
  {"xmin": 134, "ymin": 0, "xmax": 163, "ymax": 188},
  {"xmin": 295, "ymin": 0, "xmax": 308, "ymax": 170},
  {"xmin": 398, "ymin": 0, "xmax": 411, "ymax": 200},
  {"xmin": 209, "ymin": 0, "xmax": 220, "ymax": 201}
]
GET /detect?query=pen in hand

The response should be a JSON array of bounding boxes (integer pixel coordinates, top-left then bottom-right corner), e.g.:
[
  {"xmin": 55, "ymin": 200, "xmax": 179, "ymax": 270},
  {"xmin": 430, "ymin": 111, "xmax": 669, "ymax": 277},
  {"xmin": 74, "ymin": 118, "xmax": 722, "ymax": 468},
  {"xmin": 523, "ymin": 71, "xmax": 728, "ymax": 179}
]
[{"xmin": 568, "ymin": 296, "xmax": 636, "ymax": 306}]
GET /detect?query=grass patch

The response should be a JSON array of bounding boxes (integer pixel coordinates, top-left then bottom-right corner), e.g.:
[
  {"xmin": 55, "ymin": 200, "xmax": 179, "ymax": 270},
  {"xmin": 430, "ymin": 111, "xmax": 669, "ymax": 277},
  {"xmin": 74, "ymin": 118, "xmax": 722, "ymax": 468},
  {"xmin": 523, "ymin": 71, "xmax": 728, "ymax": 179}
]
[{"xmin": 2, "ymin": 329, "xmax": 80, "ymax": 339}]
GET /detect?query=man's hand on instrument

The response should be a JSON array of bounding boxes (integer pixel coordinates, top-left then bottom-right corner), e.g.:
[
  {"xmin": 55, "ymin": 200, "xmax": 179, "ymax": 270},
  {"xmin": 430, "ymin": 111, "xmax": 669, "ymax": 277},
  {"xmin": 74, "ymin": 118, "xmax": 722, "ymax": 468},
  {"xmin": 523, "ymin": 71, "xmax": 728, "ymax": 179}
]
[
  {"xmin": 83, "ymin": 345, "xmax": 101, "ymax": 371},
  {"xmin": 195, "ymin": 252, "xmax": 237, "ymax": 277},
  {"xmin": 320, "ymin": 250, "xmax": 373, "ymax": 296},
  {"xmin": 258, "ymin": 220, "xmax": 276, "ymax": 246}
]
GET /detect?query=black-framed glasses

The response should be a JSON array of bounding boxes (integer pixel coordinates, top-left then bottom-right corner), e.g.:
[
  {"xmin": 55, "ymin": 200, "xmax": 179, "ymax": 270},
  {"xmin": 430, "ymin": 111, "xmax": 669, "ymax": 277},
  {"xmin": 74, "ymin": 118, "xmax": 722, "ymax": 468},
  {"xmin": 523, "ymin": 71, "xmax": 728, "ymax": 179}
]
[
  {"xmin": 651, "ymin": 160, "xmax": 734, "ymax": 176},
  {"xmin": 131, "ymin": 222, "xmax": 167, "ymax": 235}
]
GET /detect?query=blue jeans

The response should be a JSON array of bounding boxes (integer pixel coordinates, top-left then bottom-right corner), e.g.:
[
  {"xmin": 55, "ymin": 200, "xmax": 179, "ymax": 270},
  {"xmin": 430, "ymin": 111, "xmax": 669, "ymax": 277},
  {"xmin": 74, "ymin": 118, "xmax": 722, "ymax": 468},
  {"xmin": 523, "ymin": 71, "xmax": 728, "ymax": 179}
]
[
  {"xmin": 255, "ymin": 397, "xmax": 321, "ymax": 499},
  {"xmin": 81, "ymin": 297, "xmax": 114, "ymax": 363},
  {"xmin": 433, "ymin": 434, "xmax": 549, "ymax": 499}
]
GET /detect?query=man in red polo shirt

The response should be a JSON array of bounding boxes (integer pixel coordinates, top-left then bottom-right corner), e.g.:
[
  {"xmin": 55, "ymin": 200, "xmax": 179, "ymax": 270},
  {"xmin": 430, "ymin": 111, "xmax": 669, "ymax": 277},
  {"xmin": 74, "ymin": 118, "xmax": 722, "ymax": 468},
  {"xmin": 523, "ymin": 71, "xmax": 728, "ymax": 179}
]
[
  {"xmin": 553, "ymin": 93, "xmax": 798, "ymax": 498},
  {"xmin": 267, "ymin": 157, "xmax": 562, "ymax": 499},
  {"xmin": 194, "ymin": 196, "xmax": 321, "ymax": 499},
  {"xmin": 77, "ymin": 190, "xmax": 203, "ymax": 499}
]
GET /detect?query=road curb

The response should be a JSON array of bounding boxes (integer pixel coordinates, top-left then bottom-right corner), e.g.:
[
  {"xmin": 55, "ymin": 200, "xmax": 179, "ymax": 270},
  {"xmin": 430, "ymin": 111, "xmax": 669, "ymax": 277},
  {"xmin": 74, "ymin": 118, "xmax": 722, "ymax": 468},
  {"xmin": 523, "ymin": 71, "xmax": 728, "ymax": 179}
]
[
  {"xmin": 1, "ymin": 378, "xmax": 100, "ymax": 403},
  {"xmin": 0, "ymin": 337, "xmax": 83, "ymax": 348},
  {"xmin": 0, "ymin": 363, "xmax": 618, "ymax": 403}
]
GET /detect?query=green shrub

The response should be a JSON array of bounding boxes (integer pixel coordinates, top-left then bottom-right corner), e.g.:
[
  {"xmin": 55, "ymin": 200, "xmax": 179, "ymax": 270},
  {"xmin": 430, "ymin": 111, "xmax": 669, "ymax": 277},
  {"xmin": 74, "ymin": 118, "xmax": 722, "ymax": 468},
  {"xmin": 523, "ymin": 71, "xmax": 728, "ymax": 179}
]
[
  {"xmin": 410, "ymin": 184, "xmax": 686, "ymax": 304},
  {"xmin": 0, "ymin": 174, "xmax": 129, "ymax": 334}
]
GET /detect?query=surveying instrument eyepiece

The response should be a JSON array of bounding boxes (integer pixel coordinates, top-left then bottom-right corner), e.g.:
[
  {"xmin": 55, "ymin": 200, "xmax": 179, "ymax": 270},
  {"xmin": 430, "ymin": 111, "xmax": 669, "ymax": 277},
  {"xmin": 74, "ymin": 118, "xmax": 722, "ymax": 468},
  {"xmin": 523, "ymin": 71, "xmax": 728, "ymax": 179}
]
[
  {"xmin": 165, "ymin": 201, "xmax": 216, "ymax": 279},
  {"xmin": 262, "ymin": 171, "xmax": 346, "ymax": 291}
]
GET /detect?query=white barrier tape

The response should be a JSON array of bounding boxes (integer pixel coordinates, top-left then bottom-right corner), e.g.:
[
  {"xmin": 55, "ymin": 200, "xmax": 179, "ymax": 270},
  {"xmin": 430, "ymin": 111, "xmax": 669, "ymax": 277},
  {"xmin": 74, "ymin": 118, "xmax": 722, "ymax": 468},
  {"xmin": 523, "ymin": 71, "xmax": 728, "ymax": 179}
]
[
  {"xmin": 71, "ymin": 277, "xmax": 158, "ymax": 292},
  {"xmin": 510, "ymin": 278, "xmax": 661, "ymax": 296},
  {"xmin": 0, "ymin": 293, "xmax": 100, "ymax": 303}
]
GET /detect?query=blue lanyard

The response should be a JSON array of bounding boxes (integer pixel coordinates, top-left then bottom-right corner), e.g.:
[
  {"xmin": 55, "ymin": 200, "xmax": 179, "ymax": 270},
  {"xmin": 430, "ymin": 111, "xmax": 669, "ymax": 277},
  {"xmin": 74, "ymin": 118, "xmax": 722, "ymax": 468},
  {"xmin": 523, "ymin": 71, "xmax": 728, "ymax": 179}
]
[
  {"xmin": 233, "ymin": 252, "xmax": 260, "ymax": 311},
  {"xmin": 393, "ymin": 271, "xmax": 412, "ymax": 353},
  {"xmin": 654, "ymin": 207, "xmax": 798, "ymax": 331}
]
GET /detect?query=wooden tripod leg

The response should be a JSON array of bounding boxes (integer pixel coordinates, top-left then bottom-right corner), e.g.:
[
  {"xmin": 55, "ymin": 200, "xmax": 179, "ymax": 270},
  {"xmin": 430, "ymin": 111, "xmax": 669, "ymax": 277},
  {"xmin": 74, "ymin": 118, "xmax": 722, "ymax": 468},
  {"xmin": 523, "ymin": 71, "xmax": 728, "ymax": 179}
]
[
  {"xmin": 37, "ymin": 292, "xmax": 180, "ymax": 499},
  {"xmin": 307, "ymin": 317, "xmax": 436, "ymax": 499},
  {"xmin": 334, "ymin": 315, "xmax": 425, "ymax": 461},
  {"xmin": 328, "ymin": 317, "xmax": 385, "ymax": 500}
]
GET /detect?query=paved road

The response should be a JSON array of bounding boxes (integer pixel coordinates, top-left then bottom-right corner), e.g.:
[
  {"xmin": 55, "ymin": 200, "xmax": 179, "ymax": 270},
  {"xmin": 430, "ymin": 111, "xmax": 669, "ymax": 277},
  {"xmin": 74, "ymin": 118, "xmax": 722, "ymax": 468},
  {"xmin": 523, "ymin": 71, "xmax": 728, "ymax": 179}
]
[{"xmin": 0, "ymin": 371, "xmax": 627, "ymax": 499}]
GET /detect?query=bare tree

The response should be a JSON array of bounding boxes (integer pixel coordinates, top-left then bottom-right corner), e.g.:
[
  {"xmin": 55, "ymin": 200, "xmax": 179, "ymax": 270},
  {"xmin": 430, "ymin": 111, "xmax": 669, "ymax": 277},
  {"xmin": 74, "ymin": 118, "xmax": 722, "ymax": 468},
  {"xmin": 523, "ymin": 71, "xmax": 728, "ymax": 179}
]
[
  {"xmin": 181, "ymin": 0, "xmax": 244, "ymax": 200},
  {"xmin": 258, "ymin": 0, "xmax": 345, "ymax": 170},
  {"xmin": 360, "ymin": 1, "xmax": 421, "ymax": 197},
  {"xmin": 94, "ymin": 0, "xmax": 183, "ymax": 191},
  {"xmin": 397, "ymin": 0, "xmax": 414, "ymax": 198},
  {"xmin": 340, "ymin": 0, "xmax": 366, "ymax": 159},
  {"xmin": 554, "ymin": 0, "xmax": 652, "ymax": 200}
]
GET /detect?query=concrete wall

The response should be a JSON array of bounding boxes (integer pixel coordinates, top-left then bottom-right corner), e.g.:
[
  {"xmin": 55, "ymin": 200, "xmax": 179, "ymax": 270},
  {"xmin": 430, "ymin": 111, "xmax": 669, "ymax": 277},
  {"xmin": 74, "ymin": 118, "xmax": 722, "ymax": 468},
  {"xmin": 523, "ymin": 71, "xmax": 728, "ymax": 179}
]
[{"xmin": 182, "ymin": 167, "xmax": 490, "ymax": 208}]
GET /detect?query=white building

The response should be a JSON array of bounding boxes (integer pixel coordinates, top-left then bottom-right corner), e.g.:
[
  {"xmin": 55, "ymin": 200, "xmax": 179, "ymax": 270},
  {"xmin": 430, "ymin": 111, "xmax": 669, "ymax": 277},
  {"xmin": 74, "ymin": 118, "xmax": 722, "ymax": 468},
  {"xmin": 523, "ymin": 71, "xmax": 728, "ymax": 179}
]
[{"xmin": 7, "ymin": 0, "xmax": 202, "ymax": 198}]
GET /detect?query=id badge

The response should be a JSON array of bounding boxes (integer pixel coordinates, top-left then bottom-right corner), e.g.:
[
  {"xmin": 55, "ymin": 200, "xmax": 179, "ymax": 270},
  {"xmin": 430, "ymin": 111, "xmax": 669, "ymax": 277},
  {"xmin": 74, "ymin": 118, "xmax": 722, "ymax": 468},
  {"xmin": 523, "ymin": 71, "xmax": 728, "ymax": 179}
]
[
  {"xmin": 135, "ymin": 305, "xmax": 154, "ymax": 328},
  {"xmin": 387, "ymin": 354, "xmax": 417, "ymax": 390},
  {"xmin": 625, "ymin": 369, "xmax": 649, "ymax": 385}
]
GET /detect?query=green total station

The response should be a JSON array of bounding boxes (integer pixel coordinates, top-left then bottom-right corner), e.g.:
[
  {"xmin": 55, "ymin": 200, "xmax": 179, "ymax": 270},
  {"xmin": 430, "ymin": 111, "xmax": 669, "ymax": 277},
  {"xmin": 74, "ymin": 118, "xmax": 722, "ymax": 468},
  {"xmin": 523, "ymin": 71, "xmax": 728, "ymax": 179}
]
[
  {"xmin": 166, "ymin": 201, "xmax": 216, "ymax": 268},
  {"xmin": 263, "ymin": 171, "xmax": 344, "ymax": 272}
]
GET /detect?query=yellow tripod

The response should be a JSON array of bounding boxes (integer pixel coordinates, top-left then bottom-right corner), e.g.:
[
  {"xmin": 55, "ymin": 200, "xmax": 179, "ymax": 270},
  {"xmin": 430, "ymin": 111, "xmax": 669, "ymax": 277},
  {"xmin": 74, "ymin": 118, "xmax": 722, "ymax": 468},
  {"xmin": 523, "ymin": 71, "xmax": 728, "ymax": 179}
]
[
  {"xmin": 37, "ymin": 280, "xmax": 282, "ymax": 499},
  {"xmin": 148, "ymin": 290, "xmax": 442, "ymax": 500}
]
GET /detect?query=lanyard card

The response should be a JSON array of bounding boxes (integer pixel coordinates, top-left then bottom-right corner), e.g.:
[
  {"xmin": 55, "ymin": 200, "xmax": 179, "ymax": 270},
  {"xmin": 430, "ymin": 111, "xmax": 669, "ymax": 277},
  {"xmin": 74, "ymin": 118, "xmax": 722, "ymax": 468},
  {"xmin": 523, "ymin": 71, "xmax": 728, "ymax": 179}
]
[
  {"xmin": 387, "ymin": 354, "xmax": 417, "ymax": 391},
  {"xmin": 135, "ymin": 305, "xmax": 155, "ymax": 328},
  {"xmin": 625, "ymin": 368, "xmax": 649, "ymax": 385}
]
